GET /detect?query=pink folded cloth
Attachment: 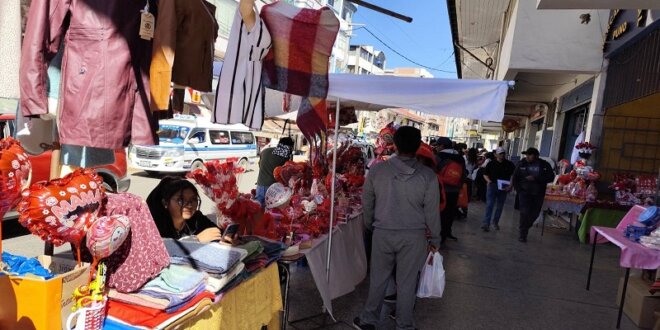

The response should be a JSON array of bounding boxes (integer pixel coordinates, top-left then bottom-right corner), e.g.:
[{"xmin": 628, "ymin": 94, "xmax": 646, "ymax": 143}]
[{"xmin": 108, "ymin": 290, "xmax": 169, "ymax": 310}]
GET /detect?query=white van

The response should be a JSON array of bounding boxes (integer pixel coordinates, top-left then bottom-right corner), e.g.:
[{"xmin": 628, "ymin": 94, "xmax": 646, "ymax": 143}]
[{"xmin": 129, "ymin": 114, "xmax": 257, "ymax": 175}]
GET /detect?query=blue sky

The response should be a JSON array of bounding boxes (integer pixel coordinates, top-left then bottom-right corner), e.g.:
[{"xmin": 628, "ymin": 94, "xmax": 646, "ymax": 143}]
[{"xmin": 349, "ymin": 0, "xmax": 457, "ymax": 78}]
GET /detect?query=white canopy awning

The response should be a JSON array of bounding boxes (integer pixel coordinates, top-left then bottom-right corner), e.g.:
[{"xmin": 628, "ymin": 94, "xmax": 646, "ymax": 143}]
[{"xmin": 265, "ymin": 74, "xmax": 510, "ymax": 122}]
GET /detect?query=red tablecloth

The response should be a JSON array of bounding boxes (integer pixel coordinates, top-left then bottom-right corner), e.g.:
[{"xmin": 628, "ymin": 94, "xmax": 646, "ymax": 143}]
[{"xmin": 590, "ymin": 226, "xmax": 660, "ymax": 269}]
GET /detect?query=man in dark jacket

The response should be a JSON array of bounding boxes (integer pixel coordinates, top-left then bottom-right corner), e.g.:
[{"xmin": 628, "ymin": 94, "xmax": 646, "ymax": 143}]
[
  {"xmin": 433, "ymin": 137, "xmax": 466, "ymax": 244},
  {"xmin": 511, "ymin": 147, "xmax": 555, "ymax": 242},
  {"xmin": 255, "ymin": 137, "xmax": 294, "ymax": 206}
]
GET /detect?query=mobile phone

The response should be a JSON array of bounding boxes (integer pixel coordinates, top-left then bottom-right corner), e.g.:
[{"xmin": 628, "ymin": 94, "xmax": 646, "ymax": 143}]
[{"xmin": 222, "ymin": 223, "xmax": 240, "ymax": 241}]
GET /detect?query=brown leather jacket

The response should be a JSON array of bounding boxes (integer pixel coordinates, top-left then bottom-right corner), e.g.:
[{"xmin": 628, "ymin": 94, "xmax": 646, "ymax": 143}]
[
  {"xmin": 150, "ymin": 0, "xmax": 219, "ymax": 111},
  {"xmin": 20, "ymin": 0, "xmax": 157, "ymax": 149}
]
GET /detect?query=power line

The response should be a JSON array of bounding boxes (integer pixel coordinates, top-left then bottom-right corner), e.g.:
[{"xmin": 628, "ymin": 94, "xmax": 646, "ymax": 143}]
[{"xmin": 362, "ymin": 27, "xmax": 456, "ymax": 74}]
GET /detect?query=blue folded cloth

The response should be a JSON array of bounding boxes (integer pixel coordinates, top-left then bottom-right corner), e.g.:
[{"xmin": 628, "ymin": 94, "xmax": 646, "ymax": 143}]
[
  {"xmin": 1, "ymin": 252, "xmax": 54, "ymax": 279},
  {"xmin": 142, "ymin": 265, "xmax": 206, "ymax": 294},
  {"xmin": 162, "ymin": 239, "xmax": 247, "ymax": 275}
]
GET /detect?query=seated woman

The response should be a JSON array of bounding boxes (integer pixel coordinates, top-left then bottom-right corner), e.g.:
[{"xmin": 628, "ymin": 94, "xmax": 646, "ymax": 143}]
[{"xmin": 146, "ymin": 176, "xmax": 224, "ymax": 243}]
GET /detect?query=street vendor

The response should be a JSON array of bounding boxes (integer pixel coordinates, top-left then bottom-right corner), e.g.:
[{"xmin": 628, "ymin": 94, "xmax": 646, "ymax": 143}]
[{"xmin": 146, "ymin": 177, "xmax": 230, "ymax": 243}]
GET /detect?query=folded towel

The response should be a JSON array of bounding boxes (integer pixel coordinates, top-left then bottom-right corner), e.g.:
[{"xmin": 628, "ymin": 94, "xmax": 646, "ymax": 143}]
[
  {"xmin": 142, "ymin": 264, "xmax": 207, "ymax": 294},
  {"xmin": 139, "ymin": 282, "xmax": 206, "ymax": 313},
  {"xmin": 242, "ymin": 235, "xmax": 286, "ymax": 257},
  {"xmin": 206, "ymin": 262, "xmax": 245, "ymax": 293},
  {"xmin": 238, "ymin": 241, "xmax": 264, "ymax": 260},
  {"xmin": 163, "ymin": 238, "xmax": 248, "ymax": 275},
  {"xmin": 108, "ymin": 290, "xmax": 169, "ymax": 310}
]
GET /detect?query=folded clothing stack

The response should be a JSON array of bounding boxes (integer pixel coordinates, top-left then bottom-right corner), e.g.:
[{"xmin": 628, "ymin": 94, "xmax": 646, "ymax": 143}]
[
  {"xmin": 206, "ymin": 262, "xmax": 245, "ymax": 293},
  {"xmin": 163, "ymin": 238, "xmax": 248, "ymax": 275},
  {"xmin": 108, "ymin": 265, "xmax": 208, "ymax": 313},
  {"xmin": 106, "ymin": 290, "xmax": 215, "ymax": 329},
  {"xmin": 241, "ymin": 235, "xmax": 286, "ymax": 259}
]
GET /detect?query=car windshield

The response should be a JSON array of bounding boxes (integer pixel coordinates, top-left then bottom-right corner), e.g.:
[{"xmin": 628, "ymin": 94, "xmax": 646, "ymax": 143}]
[{"xmin": 158, "ymin": 125, "xmax": 190, "ymax": 143}]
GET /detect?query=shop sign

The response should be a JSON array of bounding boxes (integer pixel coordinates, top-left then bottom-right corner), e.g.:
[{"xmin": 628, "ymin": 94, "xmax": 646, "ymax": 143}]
[{"xmin": 603, "ymin": 9, "xmax": 658, "ymax": 56}]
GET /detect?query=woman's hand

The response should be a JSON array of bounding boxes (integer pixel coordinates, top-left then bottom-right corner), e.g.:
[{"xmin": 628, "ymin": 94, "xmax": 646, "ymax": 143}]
[{"xmin": 196, "ymin": 227, "xmax": 223, "ymax": 243}]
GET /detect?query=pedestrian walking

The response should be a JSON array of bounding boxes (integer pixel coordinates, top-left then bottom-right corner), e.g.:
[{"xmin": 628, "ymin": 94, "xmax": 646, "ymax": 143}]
[
  {"xmin": 433, "ymin": 137, "xmax": 466, "ymax": 244},
  {"xmin": 511, "ymin": 147, "xmax": 555, "ymax": 242},
  {"xmin": 481, "ymin": 147, "xmax": 515, "ymax": 231},
  {"xmin": 354, "ymin": 127, "xmax": 440, "ymax": 330},
  {"xmin": 255, "ymin": 137, "xmax": 294, "ymax": 207}
]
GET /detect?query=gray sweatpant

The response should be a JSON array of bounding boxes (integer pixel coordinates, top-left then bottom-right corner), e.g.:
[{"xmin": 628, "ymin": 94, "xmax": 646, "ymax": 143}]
[{"xmin": 360, "ymin": 228, "xmax": 427, "ymax": 330}]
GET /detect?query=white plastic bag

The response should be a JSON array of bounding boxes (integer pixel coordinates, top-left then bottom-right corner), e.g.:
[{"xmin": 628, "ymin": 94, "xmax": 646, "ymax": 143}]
[{"xmin": 416, "ymin": 251, "xmax": 445, "ymax": 298}]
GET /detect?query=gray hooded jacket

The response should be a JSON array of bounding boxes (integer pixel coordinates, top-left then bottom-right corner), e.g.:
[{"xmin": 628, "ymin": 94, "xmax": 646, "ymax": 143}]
[{"xmin": 363, "ymin": 155, "xmax": 441, "ymax": 246}]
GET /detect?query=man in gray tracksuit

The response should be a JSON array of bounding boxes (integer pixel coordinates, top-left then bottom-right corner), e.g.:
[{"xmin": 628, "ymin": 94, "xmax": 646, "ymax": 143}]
[{"xmin": 354, "ymin": 126, "xmax": 441, "ymax": 330}]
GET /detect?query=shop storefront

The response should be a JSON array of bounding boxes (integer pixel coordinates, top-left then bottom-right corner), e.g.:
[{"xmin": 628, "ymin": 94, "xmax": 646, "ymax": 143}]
[
  {"xmin": 598, "ymin": 11, "xmax": 660, "ymax": 181},
  {"xmin": 556, "ymin": 80, "xmax": 594, "ymax": 162}
]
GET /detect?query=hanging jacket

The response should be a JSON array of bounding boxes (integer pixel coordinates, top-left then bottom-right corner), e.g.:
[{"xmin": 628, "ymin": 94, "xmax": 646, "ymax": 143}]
[
  {"xmin": 19, "ymin": 0, "xmax": 158, "ymax": 149},
  {"xmin": 150, "ymin": 0, "xmax": 219, "ymax": 111}
]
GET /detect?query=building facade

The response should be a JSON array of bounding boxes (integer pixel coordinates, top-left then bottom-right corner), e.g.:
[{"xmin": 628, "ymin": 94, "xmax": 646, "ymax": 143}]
[
  {"xmin": 347, "ymin": 45, "xmax": 386, "ymax": 75},
  {"xmin": 448, "ymin": 1, "xmax": 660, "ymax": 178}
]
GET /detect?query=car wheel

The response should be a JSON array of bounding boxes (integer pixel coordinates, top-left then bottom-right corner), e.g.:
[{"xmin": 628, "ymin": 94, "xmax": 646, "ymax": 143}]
[
  {"xmin": 102, "ymin": 181, "xmax": 116, "ymax": 193},
  {"xmin": 145, "ymin": 170, "xmax": 160, "ymax": 177},
  {"xmin": 191, "ymin": 160, "xmax": 205, "ymax": 172},
  {"xmin": 237, "ymin": 158, "xmax": 249, "ymax": 171}
]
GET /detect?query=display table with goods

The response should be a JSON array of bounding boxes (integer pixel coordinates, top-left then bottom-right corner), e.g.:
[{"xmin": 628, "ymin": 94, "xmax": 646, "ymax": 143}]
[
  {"xmin": 0, "ymin": 152, "xmax": 284, "ymax": 329},
  {"xmin": 577, "ymin": 203, "xmax": 630, "ymax": 243},
  {"xmin": 576, "ymin": 172, "xmax": 659, "ymax": 243},
  {"xmin": 188, "ymin": 140, "xmax": 367, "ymax": 324},
  {"xmin": 586, "ymin": 206, "xmax": 660, "ymax": 329},
  {"xmin": 542, "ymin": 164, "xmax": 598, "ymax": 235}
]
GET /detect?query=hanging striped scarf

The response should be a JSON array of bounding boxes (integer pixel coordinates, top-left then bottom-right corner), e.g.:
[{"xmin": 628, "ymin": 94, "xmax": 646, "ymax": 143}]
[{"xmin": 260, "ymin": 2, "xmax": 340, "ymax": 139}]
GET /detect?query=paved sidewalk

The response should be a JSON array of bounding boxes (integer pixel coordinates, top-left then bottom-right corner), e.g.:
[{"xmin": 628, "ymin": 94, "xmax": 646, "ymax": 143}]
[{"xmin": 285, "ymin": 198, "xmax": 639, "ymax": 330}]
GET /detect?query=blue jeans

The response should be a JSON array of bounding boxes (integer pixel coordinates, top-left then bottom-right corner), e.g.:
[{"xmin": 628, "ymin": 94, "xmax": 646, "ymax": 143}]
[
  {"xmin": 483, "ymin": 183, "xmax": 509, "ymax": 226},
  {"xmin": 255, "ymin": 185, "xmax": 268, "ymax": 207}
]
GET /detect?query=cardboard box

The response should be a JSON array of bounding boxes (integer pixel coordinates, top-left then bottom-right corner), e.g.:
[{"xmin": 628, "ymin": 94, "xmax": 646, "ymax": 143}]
[
  {"xmin": 617, "ymin": 276, "xmax": 660, "ymax": 329},
  {"xmin": 0, "ymin": 255, "xmax": 90, "ymax": 330}
]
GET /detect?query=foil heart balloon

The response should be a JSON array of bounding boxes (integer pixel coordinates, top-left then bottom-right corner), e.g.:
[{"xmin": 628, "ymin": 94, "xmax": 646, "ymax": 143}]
[
  {"xmin": 17, "ymin": 168, "xmax": 105, "ymax": 247},
  {"xmin": 0, "ymin": 138, "xmax": 32, "ymax": 261},
  {"xmin": 86, "ymin": 215, "xmax": 131, "ymax": 260}
]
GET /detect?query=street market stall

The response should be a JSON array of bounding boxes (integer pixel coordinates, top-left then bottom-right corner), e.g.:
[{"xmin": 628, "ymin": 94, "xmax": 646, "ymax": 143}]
[{"xmin": 1, "ymin": 0, "xmax": 512, "ymax": 329}]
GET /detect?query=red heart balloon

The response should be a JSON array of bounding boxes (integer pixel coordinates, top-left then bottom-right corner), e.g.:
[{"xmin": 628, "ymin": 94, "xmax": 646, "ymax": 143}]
[
  {"xmin": 17, "ymin": 168, "xmax": 105, "ymax": 247},
  {"xmin": 0, "ymin": 138, "xmax": 32, "ymax": 260},
  {"xmin": 0, "ymin": 138, "xmax": 32, "ymax": 216}
]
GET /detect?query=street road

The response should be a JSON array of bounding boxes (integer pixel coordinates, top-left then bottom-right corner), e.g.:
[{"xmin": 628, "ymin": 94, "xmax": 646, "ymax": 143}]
[{"xmin": 2, "ymin": 164, "xmax": 260, "ymax": 258}]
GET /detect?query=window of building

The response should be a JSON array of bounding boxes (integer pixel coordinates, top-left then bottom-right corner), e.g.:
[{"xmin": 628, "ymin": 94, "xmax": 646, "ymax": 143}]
[
  {"xmin": 230, "ymin": 131, "xmax": 255, "ymax": 145},
  {"xmin": 209, "ymin": 130, "xmax": 230, "ymax": 145},
  {"xmin": 342, "ymin": 8, "xmax": 352, "ymax": 21}
]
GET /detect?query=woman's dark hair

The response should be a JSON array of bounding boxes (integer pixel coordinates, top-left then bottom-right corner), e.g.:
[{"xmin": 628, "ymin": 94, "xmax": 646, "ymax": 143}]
[
  {"xmin": 146, "ymin": 176, "xmax": 201, "ymax": 238},
  {"xmin": 485, "ymin": 152, "xmax": 495, "ymax": 161},
  {"xmin": 279, "ymin": 137, "xmax": 295, "ymax": 147},
  {"xmin": 467, "ymin": 148, "xmax": 478, "ymax": 165}
]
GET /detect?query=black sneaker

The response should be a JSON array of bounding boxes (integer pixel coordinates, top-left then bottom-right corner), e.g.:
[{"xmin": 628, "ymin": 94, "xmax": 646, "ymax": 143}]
[
  {"xmin": 384, "ymin": 294, "xmax": 397, "ymax": 303},
  {"xmin": 518, "ymin": 237, "xmax": 527, "ymax": 243},
  {"xmin": 353, "ymin": 317, "xmax": 375, "ymax": 330},
  {"xmin": 447, "ymin": 235, "xmax": 458, "ymax": 241},
  {"xmin": 494, "ymin": 224, "xmax": 500, "ymax": 230},
  {"xmin": 481, "ymin": 225, "xmax": 490, "ymax": 232}
]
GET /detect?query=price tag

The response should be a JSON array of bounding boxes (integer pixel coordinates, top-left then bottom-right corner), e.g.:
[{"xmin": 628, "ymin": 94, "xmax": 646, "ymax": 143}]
[{"xmin": 139, "ymin": 11, "xmax": 155, "ymax": 40}]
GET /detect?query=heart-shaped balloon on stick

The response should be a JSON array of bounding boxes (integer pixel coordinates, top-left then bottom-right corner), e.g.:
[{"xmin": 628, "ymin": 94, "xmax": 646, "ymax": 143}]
[
  {"xmin": 0, "ymin": 138, "xmax": 32, "ymax": 264},
  {"xmin": 17, "ymin": 168, "xmax": 105, "ymax": 263}
]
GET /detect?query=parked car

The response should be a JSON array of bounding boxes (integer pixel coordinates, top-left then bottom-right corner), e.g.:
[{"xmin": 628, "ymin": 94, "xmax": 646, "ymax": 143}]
[
  {"xmin": 0, "ymin": 114, "xmax": 129, "ymax": 221},
  {"xmin": 128, "ymin": 114, "xmax": 258, "ymax": 175}
]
